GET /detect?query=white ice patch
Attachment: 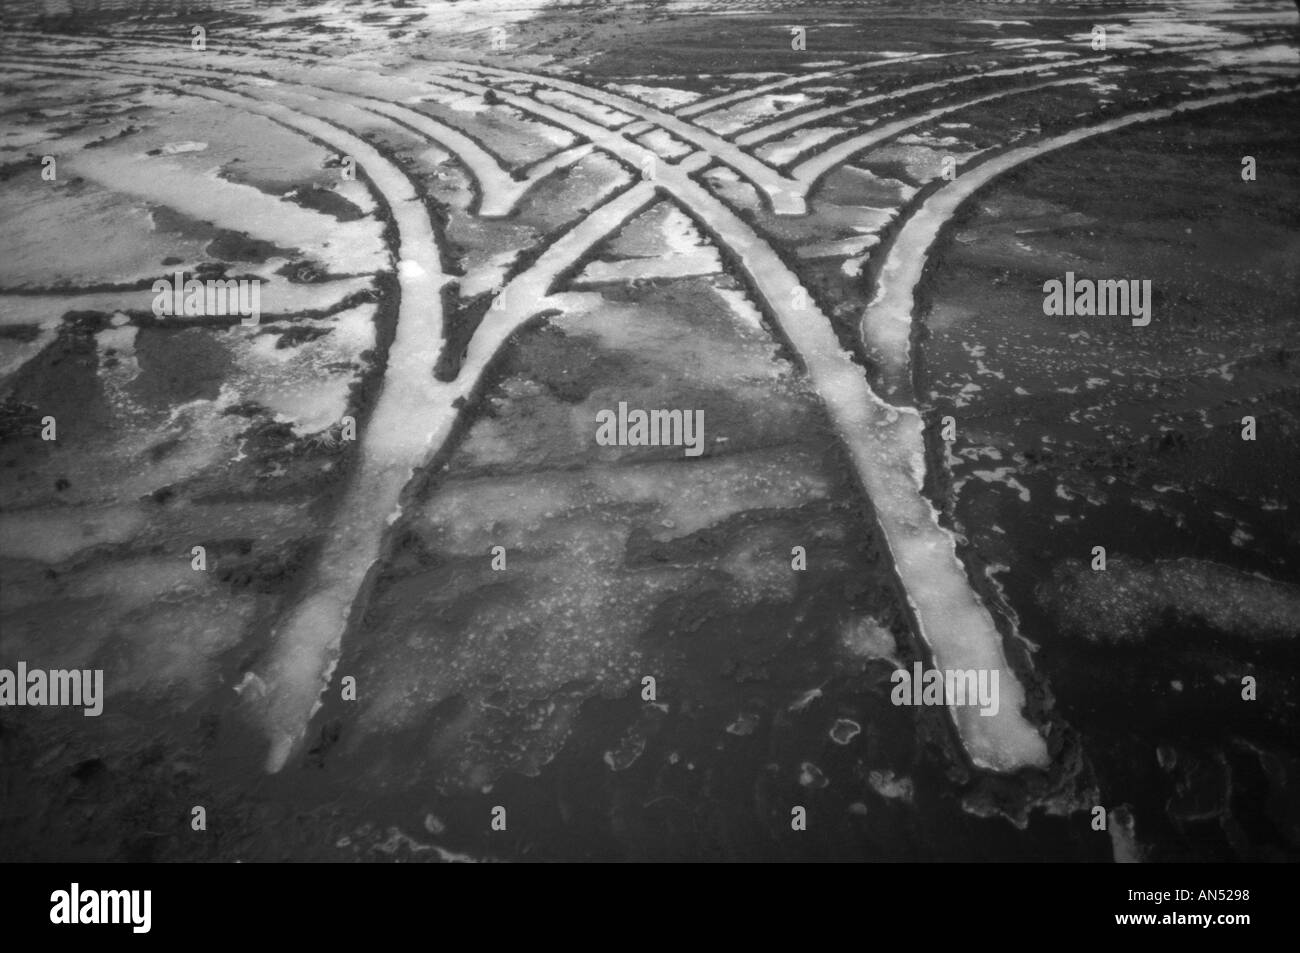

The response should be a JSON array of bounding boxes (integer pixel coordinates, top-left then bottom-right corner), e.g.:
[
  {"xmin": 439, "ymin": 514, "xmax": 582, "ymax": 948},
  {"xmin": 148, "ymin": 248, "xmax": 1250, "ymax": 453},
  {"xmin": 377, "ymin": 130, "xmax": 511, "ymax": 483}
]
[
  {"xmin": 575, "ymin": 202, "xmax": 721, "ymax": 284},
  {"xmin": 1070, "ymin": 18, "xmax": 1239, "ymax": 50},
  {"xmin": 458, "ymin": 250, "xmax": 520, "ymax": 299},
  {"xmin": 575, "ymin": 252, "xmax": 720, "ymax": 284},
  {"xmin": 696, "ymin": 92, "xmax": 813, "ymax": 136},
  {"xmin": 156, "ymin": 140, "xmax": 209, "ymax": 155},
  {"xmin": 756, "ymin": 126, "xmax": 847, "ymax": 167},
  {"xmin": 969, "ymin": 468, "xmax": 1032, "ymax": 503},
  {"xmin": 227, "ymin": 303, "xmax": 378, "ymax": 435},
  {"xmin": 0, "ymin": 505, "xmax": 148, "ymax": 564},
  {"xmin": 0, "ymin": 179, "xmax": 211, "ymax": 289},
  {"xmin": 606, "ymin": 83, "xmax": 701, "ymax": 110},
  {"xmin": 798, "ymin": 234, "xmax": 880, "ymax": 261},
  {"xmin": 712, "ymin": 286, "xmax": 767, "ymax": 333},
  {"xmin": 66, "ymin": 150, "xmax": 385, "ymax": 275},
  {"xmin": 534, "ymin": 88, "xmax": 634, "ymax": 127},
  {"xmin": 839, "ymin": 615, "xmax": 898, "ymax": 664},
  {"xmin": 1200, "ymin": 43, "xmax": 1300, "ymax": 70},
  {"xmin": 635, "ymin": 127, "xmax": 694, "ymax": 161}
]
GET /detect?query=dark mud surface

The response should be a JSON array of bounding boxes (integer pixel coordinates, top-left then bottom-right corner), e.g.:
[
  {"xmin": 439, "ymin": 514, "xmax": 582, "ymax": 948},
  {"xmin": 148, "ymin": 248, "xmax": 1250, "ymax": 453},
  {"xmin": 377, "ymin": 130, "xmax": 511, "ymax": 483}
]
[
  {"xmin": 1, "ymin": 1, "xmax": 1296, "ymax": 863},
  {"xmin": 917, "ymin": 92, "xmax": 1300, "ymax": 861}
]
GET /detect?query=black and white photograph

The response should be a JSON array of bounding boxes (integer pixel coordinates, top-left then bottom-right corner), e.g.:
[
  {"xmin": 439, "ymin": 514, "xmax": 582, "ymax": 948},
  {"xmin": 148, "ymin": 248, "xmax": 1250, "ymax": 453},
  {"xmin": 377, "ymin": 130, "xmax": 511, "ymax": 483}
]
[{"xmin": 0, "ymin": 0, "xmax": 1296, "ymax": 900}]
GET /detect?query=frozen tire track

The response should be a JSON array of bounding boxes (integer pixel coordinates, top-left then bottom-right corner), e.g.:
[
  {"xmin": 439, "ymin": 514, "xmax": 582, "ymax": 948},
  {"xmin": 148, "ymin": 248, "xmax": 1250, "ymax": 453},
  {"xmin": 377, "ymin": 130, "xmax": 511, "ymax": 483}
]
[
  {"xmin": 0, "ymin": 60, "xmax": 455, "ymax": 770},
  {"xmin": 733, "ymin": 39, "xmax": 1232, "ymax": 148},
  {"xmin": 675, "ymin": 47, "xmax": 996, "ymax": 119},
  {"xmin": 861, "ymin": 84, "xmax": 1300, "ymax": 400},
  {"xmin": 16, "ymin": 33, "xmax": 811, "ymax": 214},
  {"xmin": 86, "ymin": 50, "xmax": 591, "ymax": 219},
  {"xmin": 12, "ymin": 33, "xmax": 1284, "ymax": 776},
  {"xmin": 0, "ymin": 50, "xmax": 1079, "ymax": 773},
  {"xmin": 434, "ymin": 61, "xmax": 808, "ymax": 213},
  {"xmin": 784, "ymin": 77, "xmax": 1095, "ymax": 196},
  {"xmin": 3, "ymin": 54, "xmax": 678, "ymax": 770}
]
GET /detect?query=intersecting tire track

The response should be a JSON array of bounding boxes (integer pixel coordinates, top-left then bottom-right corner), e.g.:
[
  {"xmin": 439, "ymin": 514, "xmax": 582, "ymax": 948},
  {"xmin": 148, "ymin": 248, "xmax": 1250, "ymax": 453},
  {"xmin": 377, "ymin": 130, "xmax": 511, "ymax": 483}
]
[
  {"xmin": 5, "ymin": 38, "xmax": 1291, "ymax": 774},
  {"xmin": 0, "ymin": 57, "xmax": 690, "ymax": 770},
  {"xmin": 10, "ymin": 31, "xmax": 812, "ymax": 212},
  {"xmin": 4, "ymin": 44, "xmax": 590, "ymax": 220},
  {"xmin": 2, "ymin": 52, "xmax": 1051, "ymax": 772}
]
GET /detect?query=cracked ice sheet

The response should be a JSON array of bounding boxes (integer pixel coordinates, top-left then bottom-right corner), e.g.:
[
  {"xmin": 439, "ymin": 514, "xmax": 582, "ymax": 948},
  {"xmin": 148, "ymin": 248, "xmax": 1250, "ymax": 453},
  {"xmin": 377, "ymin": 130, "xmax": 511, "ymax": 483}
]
[{"xmin": 354, "ymin": 515, "xmax": 686, "ymax": 787}]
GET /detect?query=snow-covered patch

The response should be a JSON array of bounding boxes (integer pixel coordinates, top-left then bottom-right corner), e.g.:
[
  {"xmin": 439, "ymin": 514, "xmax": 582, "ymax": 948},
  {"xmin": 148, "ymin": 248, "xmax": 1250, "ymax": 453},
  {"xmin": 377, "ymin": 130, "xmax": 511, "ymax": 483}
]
[{"xmin": 606, "ymin": 83, "xmax": 701, "ymax": 110}]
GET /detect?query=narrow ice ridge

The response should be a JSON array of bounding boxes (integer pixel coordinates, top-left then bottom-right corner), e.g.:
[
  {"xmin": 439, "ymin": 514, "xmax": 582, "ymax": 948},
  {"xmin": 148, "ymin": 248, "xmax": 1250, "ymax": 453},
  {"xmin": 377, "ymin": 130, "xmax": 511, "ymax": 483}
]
[
  {"xmin": 676, "ymin": 48, "xmax": 976, "ymax": 119},
  {"xmin": 840, "ymin": 86, "xmax": 1298, "ymax": 769},
  {"xmin": 787, "ymin": 78, "xmax": 1094, "ymax": 191},
  {"xmin": 264, "ymin": 178, "xmax": 664, "ymax": 774},
  {"xmin": 655, "ymin": 169, "xmax": 1050, "ymax": 773},
  {"xmin": 26, "ymin": 66, "xmax": 459, "ymax": 771},
  {"xmin": 429, "ymin": 61, "xmax": 809, "ymax": 214},
  {"xmin": 144, "ymin": 85, "xmax": 458, "ymax": 774},
  {"xmin": 257, "ymin": 83, "xmax": 594, "ymax": 218},
  {"xmin": 734, "ymin": 58, "xmax": 1094, "ymax": 147},
  {"xmin": 0, "ymin": 277, "xmax": 373, "ymax": 327},
  {"xmin": 734, "ymin": 40, "xmax": 1223, "ymax": 148},
  {"xmin": 862, "ymin": 86, "xmax": 1298, "ymax": 400}
]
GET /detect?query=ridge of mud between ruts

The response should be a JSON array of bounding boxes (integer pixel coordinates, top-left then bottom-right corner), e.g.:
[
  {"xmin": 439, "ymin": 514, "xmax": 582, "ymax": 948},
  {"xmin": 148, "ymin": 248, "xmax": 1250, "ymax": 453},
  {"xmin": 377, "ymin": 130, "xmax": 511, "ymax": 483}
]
[{"xmin": 0, "ymin": 23, "xmax": 1296, "ymax": 798}]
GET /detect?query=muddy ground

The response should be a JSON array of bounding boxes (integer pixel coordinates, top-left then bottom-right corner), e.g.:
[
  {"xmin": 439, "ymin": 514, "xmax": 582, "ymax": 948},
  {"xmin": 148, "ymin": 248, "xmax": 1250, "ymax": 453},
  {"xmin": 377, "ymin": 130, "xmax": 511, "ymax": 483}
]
[{"xmin": 1, "ymin": 1, "xmax": 1297, "ymax": 862}]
